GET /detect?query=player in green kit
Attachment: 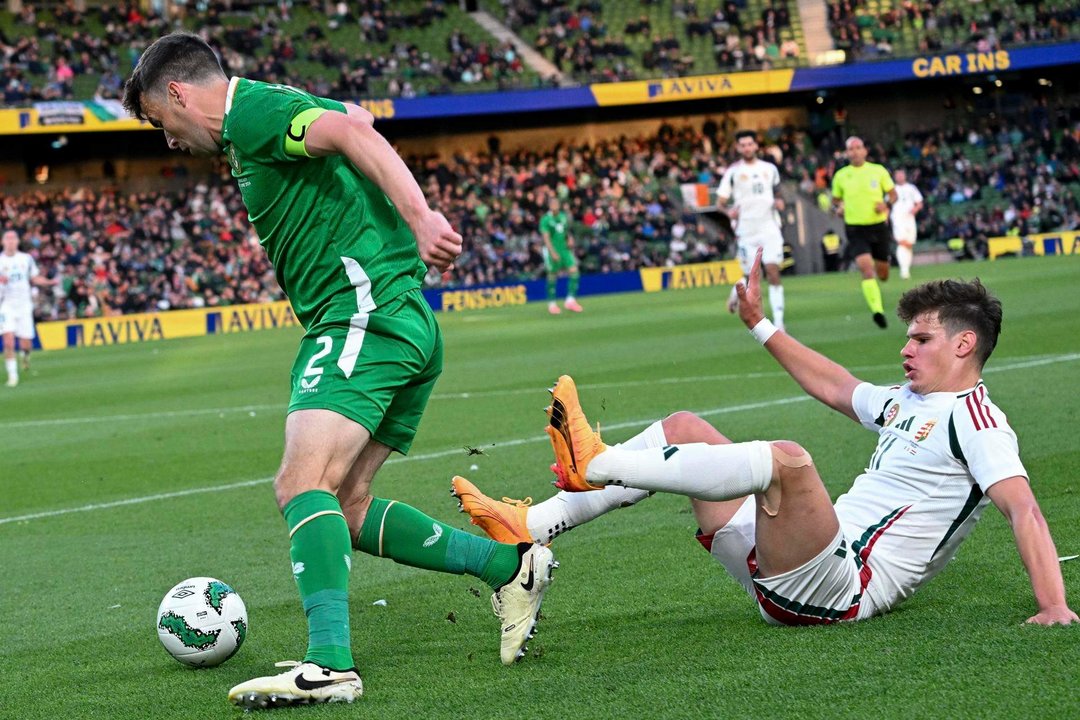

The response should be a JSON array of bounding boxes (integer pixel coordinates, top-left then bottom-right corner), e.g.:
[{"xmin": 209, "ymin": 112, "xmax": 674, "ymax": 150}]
[
  {"xmin": 123, "ymin": 32, "xmax": 557, "ymax": 709},
  {"xmin": 831, "ymin": 136, "xmax": 898, "ymax": 329},
  {"xmin": 539, "ymin": 197, "xmax": 582, "ymax": 314}
]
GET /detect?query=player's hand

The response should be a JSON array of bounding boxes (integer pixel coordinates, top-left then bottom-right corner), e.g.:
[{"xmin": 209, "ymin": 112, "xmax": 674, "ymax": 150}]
[
  {"xmin": 734, "ymin": 247, "xmax": 766, "ymax": 329},
  {"xmin": 415, "ymin": 210, "xmax": 462, "ymax": 273},
  {"xmin": 727, "ymin": 206, "xmax": 740, "ymax": 220},
  {"xmin": 1026, "ymin": 606, "xmax": 1079, "ymax": 626},
  {"xmin": 774, "ymin": 198, "xmax": 785, "ymax": 212},
  {"xmin": 550, "ymin": 249, "xmax": 561, "ymax": 262},
  {"xmin": 875, "ymin": 201, "xmax": 889, "ymax": 213}
]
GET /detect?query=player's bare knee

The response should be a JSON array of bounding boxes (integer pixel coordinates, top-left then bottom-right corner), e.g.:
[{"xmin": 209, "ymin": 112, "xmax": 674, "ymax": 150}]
[
  {"xmin": 769, "ymin": 440, "xmax": 813, "ymax": 480},
  {"xmin": 661, "ymin": 411, "xmax": 731, "ymax": 444}
]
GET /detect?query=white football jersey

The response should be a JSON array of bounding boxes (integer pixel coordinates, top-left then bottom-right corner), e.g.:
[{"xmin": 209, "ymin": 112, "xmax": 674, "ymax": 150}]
[
  {"xmin": 716, "ymin": 159, "xmax": 781, "ymax": 235},
  {"xmin": 892, "ymin": 182, "xmax": 924, "ymax": 219},
  {"xmin": 0, "ymin": 251, "xmax": 39, "ymax": 308},
  {"xmin": 838, "ymin": 381, "xmax": 1026, "ymax": 612}
]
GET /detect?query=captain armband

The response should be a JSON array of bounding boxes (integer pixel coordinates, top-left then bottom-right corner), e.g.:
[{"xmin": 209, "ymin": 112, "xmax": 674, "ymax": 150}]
[{"xmin": 283, "ymin": 107, "xmax": 329, "ymax": 157}]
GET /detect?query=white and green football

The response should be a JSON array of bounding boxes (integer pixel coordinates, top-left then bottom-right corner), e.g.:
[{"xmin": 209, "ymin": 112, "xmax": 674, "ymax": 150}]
[{"xmin": 156, "ymin": 577, "xmax": 247, "ymax": 667}]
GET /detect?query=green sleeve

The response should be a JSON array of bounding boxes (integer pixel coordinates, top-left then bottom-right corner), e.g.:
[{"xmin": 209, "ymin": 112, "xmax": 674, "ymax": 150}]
[{"xmin": 228, "ymin": 82, "xmax": 345, "ymax": 162}]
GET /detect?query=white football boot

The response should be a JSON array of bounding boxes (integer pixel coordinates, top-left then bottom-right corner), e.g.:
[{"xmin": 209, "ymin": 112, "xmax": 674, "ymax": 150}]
[
  {"xmin": 491, "ymin": 543, "xmax": 557, "ymax": 664},
  {"xmin": 227, "ymin": 661, "xmax": 362, "ymax": 709}
]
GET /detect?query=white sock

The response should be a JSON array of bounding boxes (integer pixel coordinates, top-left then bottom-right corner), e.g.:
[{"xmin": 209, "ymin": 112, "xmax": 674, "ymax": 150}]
[
  {"xmin": 897, "ymin": 244, "xmax": 913, "ymax": 277},
  {"xmin": 5, "ymin": 358, "xmax": 17, "ymax": 382},
  {"xmin": 586, "ymin": 441, "xmax": 773, "ymax": 501},
  {"xmin": 768, "ymin": 284, "xmax": 785, "ymax": 329},
  {"xmin": 526, "ymin": 421, "xmax": 661, "ymax": 544}
]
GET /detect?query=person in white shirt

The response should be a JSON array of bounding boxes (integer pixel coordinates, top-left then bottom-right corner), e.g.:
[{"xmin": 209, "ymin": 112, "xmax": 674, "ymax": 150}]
[
  {"xmin": 454, "ymin": 248, "xmax": 1076, "ymax": 627},
  {"xmin": 717, "ymin": 130, "xmax": 787, "ymax": 330},
  {"xmin": 891, "ymin": 168, "xmax": 924, "ymax": 280},
  {"xmin": 0, "ymin": 230, "xmax": 58, "ymax": 387}
]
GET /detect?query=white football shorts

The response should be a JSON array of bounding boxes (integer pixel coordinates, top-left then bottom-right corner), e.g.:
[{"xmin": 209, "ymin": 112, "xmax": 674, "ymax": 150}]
[
  {"xmin": 0, "ymin": 302, "xmax": 34, "ymax": 339},
  {"xmin": 735, "ymin": 225, "xmax": 784, "ymax": 272},
  {"xmin": 700, "ymin": 496, "xmax": 882, "ymax": 625}
]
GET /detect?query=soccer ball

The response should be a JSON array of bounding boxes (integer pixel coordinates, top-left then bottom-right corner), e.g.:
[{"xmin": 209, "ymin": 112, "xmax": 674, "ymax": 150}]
[{"xmin": 156, "ymin": 577, "xmax": 248, "ymax": 668}]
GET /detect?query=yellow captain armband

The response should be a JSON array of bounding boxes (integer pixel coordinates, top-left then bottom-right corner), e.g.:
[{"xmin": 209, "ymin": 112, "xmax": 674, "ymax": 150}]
[{"xmin": 284, "ymin": 107, "xmax": 329, "ymax": 157}]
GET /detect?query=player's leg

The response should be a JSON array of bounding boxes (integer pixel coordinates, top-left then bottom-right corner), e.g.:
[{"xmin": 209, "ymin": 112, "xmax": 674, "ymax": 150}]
[
  {"xmin": 547, "ymin": 377, "xmax": 840, "ymax": 573},
  {"xmin": 340, "ymin": 438, "xmax": 523, "ymax": 596},
  {"xmin": 728, "ymin": 241, "xmax": 753, "ymax": 313},
  {"xmin": 455, "ymin": 410, "xmax": 725, "ymax": 545},
  {"xmin": 895, "ymin": 240, "xmax": 913, "ymax": 279},
  {"xmin": 564, "ymin": 258, "xmax": 583, "ymax": 312},
  {"xmin": 763, "ymin": 262, "xmax": 785, "ymax": 331},
  {"xmin": 2, "ymin": 328, "xmax": 17, "ymax": 387},
  {"xmin": 543, "ymin": 247, "xmax": 560, "ymax": 314},
  {"xmin": 759, "ymin": 229, "xmax": 786, "ymax": 330},
  {"xmin": 346, "ymin": 291, "xmax": 555, "ymax": 664},
  {"xmin": 18, "ymin": 335, "xmax": 31, "ymax": 371},
  {"xmin": 873, "ymin": 223, "xmax": 891, "ymax": 282},
  {"xmin": 847, "ymin": 225, "xmax": 886, "ymax": 327},
  {"xmin": 229, "ymin": 408, "xmax": 368, "ymax": 709}
]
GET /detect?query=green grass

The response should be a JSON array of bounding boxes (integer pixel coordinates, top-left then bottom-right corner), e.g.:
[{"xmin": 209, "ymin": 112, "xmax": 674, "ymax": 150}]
[{"xmin": 3, "ymin": 256, "xmax": 1079, "ymax": 719}]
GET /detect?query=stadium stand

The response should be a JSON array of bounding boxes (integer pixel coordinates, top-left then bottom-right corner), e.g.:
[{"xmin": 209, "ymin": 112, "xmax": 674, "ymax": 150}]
[
  {"xmin": 827, "ymin": 0, "xmax": 1080, "ymax": 61},
  {"xmin": 0, "ymin": 0, "xmax": 544, "ymax": 107},
  {"xmin": 483, "ymin": 0, "xmax": 806, "ymax": 81},
  {"xmin": 10, "ymin": 104, "xmax": 1078, "ymax": 321}
]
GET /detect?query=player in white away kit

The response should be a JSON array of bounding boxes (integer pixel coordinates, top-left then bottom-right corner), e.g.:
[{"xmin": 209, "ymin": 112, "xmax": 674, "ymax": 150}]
[
  {"xmin": 0, "ymin": 230, "xmax": 56, "ymax": 387},
  {"xmin": 890, "ymin": 168, "xmax": 924, "ymax": 280},
  {"xmin": 453, "ymin": 248, "xmax": 1076, "ymax": 627},
  {"xmin": 717, "ymin": 131, "xmax": 786, "ymax": 330}
]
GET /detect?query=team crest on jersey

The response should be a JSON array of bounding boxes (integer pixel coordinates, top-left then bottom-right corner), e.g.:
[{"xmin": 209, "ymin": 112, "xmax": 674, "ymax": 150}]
[
  {"xmin": 739, "ymin": 173, "xmax": 748, "ymax": 181},
  {"xmin": 914, "ymin": 420, "xmax": 937, "ymax": 442},
  {"xmin": 882, "ymin": 404, "xmax": 899, "ymax": 427},
  {"xmin": 227, "ymin": 145, "xmax": 242, "ymax": 173}
]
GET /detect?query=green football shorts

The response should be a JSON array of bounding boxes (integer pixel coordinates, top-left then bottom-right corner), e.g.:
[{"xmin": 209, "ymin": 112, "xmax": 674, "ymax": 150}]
[
  {"xmin": 288, "ymin": 289, "xmax": 442, "ymax": 455},
  {"xmin": 543, "ymin": 245, "xmax": 577, "ymax": 273}
]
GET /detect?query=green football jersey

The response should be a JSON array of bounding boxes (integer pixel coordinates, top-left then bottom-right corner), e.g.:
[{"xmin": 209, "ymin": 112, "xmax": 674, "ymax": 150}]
[
  {"xmin": 539, "ymin": 211, "xmax": 571, "ymax": 251},
  {"xmin": 220, "ymin": 78, "xmax": 426, "ymax": 330}
]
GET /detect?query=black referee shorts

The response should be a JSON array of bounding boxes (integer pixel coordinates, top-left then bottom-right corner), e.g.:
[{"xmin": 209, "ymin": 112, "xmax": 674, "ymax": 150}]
[{"xmin": 844, "ymin": 222, "xmax": 893, "ymax": 262}]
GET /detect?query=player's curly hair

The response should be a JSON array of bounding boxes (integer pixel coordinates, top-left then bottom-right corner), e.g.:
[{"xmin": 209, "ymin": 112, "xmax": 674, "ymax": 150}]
[
  {"xmin": 897, "ymin": 278, "xmax": 1002, "ymax": 366},
  {"xmin": 122, "ymin": 32, "xmax": 226, "ymax": 122}
]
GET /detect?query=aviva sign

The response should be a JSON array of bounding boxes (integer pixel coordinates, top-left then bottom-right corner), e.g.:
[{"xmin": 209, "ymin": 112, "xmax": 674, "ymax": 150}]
[{"xmin": 35, "ymin": 300, "xmax": 301, "ymax": 351}]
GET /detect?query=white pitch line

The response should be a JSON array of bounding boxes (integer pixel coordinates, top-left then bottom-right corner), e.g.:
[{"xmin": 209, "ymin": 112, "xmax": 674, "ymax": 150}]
[
  {"xmin": 4, "ymin": 352, "xmax": 1076, "ymax": 431},
  {"xmin": 0, "ymin": 395, "xmax": 808, "ymax": 528},
  {"xmin": 3, "ymin": 352, "xmax": 1077, "ymax": 528}
]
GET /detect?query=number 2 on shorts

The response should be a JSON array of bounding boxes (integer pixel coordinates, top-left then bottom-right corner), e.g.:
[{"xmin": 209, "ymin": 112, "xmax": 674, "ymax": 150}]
[{"xmin": 300, "ymin": 336, "xmax": 333, "ymax": 390}]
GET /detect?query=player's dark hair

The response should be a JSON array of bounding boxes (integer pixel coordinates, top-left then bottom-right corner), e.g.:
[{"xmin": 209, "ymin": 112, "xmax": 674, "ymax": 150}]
[
  {"xmin": 897, "ymin": 278, "xmax": 1002, "ymax": 366},
  {"xmin": 735, "ymin": 130, "xmax": 757, "ymax": 142},
  {"xmin": 123, "ymin": 32, "xmax": 226, "ymax": 122}
]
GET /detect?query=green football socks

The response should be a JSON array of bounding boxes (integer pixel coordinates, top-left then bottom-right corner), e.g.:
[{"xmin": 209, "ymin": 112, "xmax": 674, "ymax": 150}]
[
  {"xmin": 861, "ymin": 278, "xmax": 884, "ymax": 314},
  {"xmin": 546, "ymin": 275, "xmax": 557, "ymax": 301},
  {"xmin": 283, "ymin": 490, "xmax": 355, "ymax": 672},
  {"xmin": 568, "ymin": 272, "xmax": 580, "ymax": 298},
  {"xmin": 355, "ymin": 497, "xmax": 520, "ymax": 590}
]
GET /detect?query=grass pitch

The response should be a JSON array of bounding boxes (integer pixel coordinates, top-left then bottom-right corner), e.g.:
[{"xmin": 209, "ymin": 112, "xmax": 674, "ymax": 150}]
[{"xmin": 3, "ymin": 256, "xmax": 1079, "ymax": 719}]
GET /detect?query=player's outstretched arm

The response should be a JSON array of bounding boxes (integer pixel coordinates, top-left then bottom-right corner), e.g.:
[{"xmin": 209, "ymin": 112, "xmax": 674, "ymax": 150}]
[
  {"xmin": 302, "ymin": 108, "xmax": 462, "ymax": 272},
  {"xmin": 735, "ymin": 248, "xmax": 862, "ymax": 421},
  {"xmin": 987, "ymin": 477, "xmax": 1079, "ymax": 626}
]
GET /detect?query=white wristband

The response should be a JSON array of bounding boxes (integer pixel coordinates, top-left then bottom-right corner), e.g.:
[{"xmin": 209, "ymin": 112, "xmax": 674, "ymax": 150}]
[{"xmin": 749, "ymin": 318, "xmax": 779, "ymax": 345}]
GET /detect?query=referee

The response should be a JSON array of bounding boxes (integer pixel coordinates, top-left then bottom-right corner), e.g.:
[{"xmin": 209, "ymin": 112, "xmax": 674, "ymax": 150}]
[{"xmin": 832, "ymin": 136, "xmax": 898, "ymax": 328}]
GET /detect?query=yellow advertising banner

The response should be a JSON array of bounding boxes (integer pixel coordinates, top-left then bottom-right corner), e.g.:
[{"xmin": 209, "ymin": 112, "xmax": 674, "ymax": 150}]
[
  {"xmin": 987, "ymin": 231, "xmax": 1080, "ymax": 260},
  {"xmin": 0, "ymin": 102, "xmax": 151, "ymax": 135},
  {"xmin": 639, "ymin": 260, "xmax": 744, "ymax": 292},
  {"xmin": 35, "ymin": 300, "xmax": 300, "ymax": 351},
  {"xmin": 591, "ymin": 70, "xmax": 795, "ymax": 107}
]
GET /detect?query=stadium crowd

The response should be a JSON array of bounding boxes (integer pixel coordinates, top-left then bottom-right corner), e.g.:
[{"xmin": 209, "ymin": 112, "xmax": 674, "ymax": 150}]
[
  {"xmin": 827, "ymin": 0, "xmax": 1080, "ymax": 60},
  {"xmin": 6, "ymin": 103, "xmax": 1078, "ymax": 322},
  {"xmin": 1, "ymin": 0, "xmax": 532, "ymax": 106}
]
